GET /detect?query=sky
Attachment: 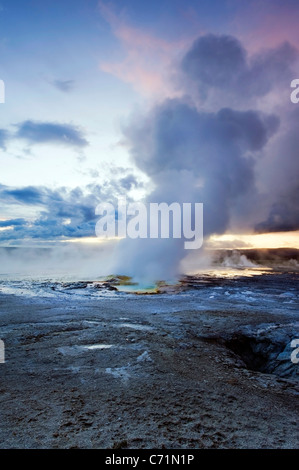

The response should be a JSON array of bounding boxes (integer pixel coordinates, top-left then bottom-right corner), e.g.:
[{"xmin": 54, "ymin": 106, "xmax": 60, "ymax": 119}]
[{"xmin": 0, "ymin": 0, "xmax": 299, "ymax": 261}]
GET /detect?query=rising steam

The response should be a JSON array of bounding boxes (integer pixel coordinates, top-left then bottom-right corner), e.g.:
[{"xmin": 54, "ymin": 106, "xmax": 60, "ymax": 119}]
[{"xmin": 113, "ymin": 34, "xmax": 298, "ymax": 282}]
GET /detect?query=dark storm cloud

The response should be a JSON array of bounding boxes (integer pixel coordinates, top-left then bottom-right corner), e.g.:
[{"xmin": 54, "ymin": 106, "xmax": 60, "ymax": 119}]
[
  {"xmin": 181, "ymin": 34, "xmax": 298, "ymax": 100},
  {"xmin": 15, "ymin": 120, "xmax": 88, "ymax": 148}
]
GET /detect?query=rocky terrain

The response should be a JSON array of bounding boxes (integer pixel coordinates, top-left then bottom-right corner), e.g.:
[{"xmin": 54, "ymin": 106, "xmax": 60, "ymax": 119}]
[{"xmin": 0, "ymin": 279, "xmax": 298, "ymax": 449}]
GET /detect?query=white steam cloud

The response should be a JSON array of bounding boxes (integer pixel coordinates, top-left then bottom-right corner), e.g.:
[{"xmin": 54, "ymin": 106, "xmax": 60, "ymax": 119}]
[{"xmin": 112, "ymin": 34, "xmax": 299, "ymax": 283}]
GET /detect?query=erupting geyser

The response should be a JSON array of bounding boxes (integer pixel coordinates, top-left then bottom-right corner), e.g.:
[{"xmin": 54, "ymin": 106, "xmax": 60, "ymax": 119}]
[{"xmin": 112, "ymin": 34, "xmax": 299, "ymax": 283}]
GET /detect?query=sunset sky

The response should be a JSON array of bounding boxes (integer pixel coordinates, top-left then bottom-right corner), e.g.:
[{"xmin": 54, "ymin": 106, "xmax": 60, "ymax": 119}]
[{"xmin": 0, "ymin": 0, "xmax": 299, "ymax": 251}]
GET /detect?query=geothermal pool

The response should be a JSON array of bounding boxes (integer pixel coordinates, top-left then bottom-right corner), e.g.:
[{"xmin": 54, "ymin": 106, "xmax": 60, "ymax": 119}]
[{"xmin": 0, "ymin": 265, "xmax": 298, "ymax": 449}]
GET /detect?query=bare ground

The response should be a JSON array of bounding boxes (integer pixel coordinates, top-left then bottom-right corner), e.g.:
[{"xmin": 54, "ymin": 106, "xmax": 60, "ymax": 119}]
[{"xmin": 0, "ymin": 293, "xmax": 298, "ymax": 449}]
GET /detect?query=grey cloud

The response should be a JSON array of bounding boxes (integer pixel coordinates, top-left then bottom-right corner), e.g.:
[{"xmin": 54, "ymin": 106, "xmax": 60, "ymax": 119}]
[
  {"xmin": 0, "ymin": 173, "xmax": 137, "ymax": 242},
  {"xmin": 182, "ymin": 34, "xmax": 247, "ymax": 89},
  {"xmin": 52, "ymin": 80, "xmax": 75, "ymax": 93},
  {"xmin": 15, "ymin": 120, "xmax": 88, "ymax": 148},
  {"xmin": 255, "ymin": 194, "xmax": 299, "ymax": 233},
  {"xmin": 255, "ymin": 108, "xmax": 299, "ymax": 232},
  {"xmin": 181, "ymin": 34, "xmax": 298, "ymax": 100},
  {"xmin": 0, "ymin": 218, "xmax": 27, "ymax": 227},
  {"xmin": 119, "ymin": 174, "xmax": 143, "ymax": 191},
  {"xmin": 1, "ymin": 187, "xmax": 45, "ymax": 205},
  {"xmin": 0, "ymin": 184, "xmax": 100, "ymax": 241},
  {"xmin": 125, "ymin": 99, "xmax": 278, "ymax": 181},
  {"xmin": 241, "ymin": 42, "xmax": 297, "ymax": 97}
]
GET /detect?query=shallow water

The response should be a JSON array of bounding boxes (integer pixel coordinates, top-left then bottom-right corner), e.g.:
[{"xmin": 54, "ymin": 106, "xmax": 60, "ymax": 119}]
[{"xmin": 0, "ymin": 268, "xmax": 298, "ymax": 319}]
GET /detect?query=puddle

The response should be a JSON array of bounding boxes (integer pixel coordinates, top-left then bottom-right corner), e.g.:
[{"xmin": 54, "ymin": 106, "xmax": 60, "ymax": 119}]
[
  {"xmin": 116, "ymin": 323, "xmax": 153, "ymax": 331},
  {"xmin": 58, "ymin": 344, "xmax": 114, "ymax": 355}
]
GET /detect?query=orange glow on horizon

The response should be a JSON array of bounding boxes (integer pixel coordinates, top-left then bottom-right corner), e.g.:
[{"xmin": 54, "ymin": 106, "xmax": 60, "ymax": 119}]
[
  {"xmin": 61, "ymin": 231, "xmax": 299, "ymax": 250},
  {"xmin": 208, "ymin": 231, "xmax": 299, "ymax": 250}
]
